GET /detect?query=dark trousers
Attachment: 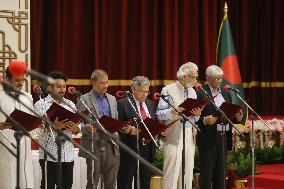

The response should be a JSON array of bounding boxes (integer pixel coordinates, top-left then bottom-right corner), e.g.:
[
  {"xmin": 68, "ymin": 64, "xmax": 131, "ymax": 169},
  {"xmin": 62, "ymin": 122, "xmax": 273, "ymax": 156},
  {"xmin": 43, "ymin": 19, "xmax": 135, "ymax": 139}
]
[
  {"xmin": 117, "ymin": 143, "xmax": 154, "ymax": 189},
  {"xmin": 39, "ymin": 159, "xmax": 74, "ymax": 189},
  {"xmin": 199, "ymin": 132, "xmax": 227, "ymax": 189}
]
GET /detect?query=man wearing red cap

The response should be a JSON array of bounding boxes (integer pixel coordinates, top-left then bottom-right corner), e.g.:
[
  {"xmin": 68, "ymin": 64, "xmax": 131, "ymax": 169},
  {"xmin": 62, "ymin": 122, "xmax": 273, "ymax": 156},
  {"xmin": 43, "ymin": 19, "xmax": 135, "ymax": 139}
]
[{"xmin": 0, "ymin": 65, "xmax": 34, "ymax": 189}]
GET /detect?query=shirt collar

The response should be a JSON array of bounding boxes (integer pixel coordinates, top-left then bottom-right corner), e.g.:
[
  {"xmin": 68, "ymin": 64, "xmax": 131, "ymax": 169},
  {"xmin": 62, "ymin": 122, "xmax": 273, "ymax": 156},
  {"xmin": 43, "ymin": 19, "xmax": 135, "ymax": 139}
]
[
  {"xmin": 45, "ymin": 94, "xmax": 67, "ymax": 104},
  {"xmin": 92, "ymin": 90, "xmax": 106, "ymax": 98},
  {"xmin": 209, "ymin": 85, "xmax": 221, "ymax": 94},
  {"xmin": 131, "ymin": 95, "xmax": 144, "ymax": 105},
  {"xmin": 176, "ymin": 80, "xmax": 187, "ymax": 90}
]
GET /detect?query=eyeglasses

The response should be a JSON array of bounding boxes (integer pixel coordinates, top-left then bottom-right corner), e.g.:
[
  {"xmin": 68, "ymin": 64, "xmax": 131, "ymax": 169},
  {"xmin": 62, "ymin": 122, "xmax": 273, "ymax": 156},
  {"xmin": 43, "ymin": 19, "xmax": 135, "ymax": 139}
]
[
  {"xmin": 187, "ymin": 75, "xmax": 198, "ymax": 79},
  {"xmin": 137, "ymin": 90, "xmax": 150, "ymax": 95},
  {"xmin": 212, "ymin": 77, "xmax": 223, "ymax": 81}
]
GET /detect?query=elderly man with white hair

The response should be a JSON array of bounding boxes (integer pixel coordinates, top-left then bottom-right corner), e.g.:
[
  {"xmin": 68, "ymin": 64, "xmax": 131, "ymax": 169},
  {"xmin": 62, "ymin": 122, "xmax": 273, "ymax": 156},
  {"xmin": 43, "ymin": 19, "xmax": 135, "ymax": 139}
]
[
  {"xmin": 196, "ymin": 65, "xmax": 243, "ymax": 189},
  {"xmin": 156, "ymin": 62, "xmax": 203, "ymax": 189}
]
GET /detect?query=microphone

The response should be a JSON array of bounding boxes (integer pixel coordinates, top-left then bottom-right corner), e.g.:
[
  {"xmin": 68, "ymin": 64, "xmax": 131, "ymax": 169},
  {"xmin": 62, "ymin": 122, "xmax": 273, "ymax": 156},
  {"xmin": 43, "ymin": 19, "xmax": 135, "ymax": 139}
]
[
  {"xmin": 194, "ymin": 83, "xmax": 203, "ymax": 90},
  {"xmin": 116, "ymin": 91, "xmax": 131, "ymax": 97},
  {"xmin": 153, "ymin": 93, "xmax": 169, "ymax": 100},
  {"xmin": 8, "ymin": 60, "xmax": 55, "ymax": 85},
  {"xmin": 67, "ymin": 86, "xmax": 82, "ymax": 96},
  {"xmin": 32, "ymin": 84, "xmax": 43, "ymax": 95},
  {"xmin": 224, "ymin": 85, "xmax": 240, "ymax": 93}
]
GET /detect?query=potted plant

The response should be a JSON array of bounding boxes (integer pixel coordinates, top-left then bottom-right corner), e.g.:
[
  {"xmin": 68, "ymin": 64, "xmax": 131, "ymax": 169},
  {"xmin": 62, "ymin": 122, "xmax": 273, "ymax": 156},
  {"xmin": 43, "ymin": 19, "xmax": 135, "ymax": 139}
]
[{"xmin": 230, "ymin": 152, "xmax": 256, "ymax": 188}]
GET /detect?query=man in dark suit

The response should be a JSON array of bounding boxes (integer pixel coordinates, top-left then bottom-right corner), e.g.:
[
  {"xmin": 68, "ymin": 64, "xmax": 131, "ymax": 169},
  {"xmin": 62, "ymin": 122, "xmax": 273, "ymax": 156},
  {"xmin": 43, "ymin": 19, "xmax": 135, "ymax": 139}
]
[
  {"xmin": 196, "ymin": 65, "xmax": 243, "ymax": 189},
  {"xmin": 117, "ymin": 76, "xmax": 156, "ymax": 189},
  {"xmin": 77, "ymin": 69, "xmax": 120, "ymax": 189}
]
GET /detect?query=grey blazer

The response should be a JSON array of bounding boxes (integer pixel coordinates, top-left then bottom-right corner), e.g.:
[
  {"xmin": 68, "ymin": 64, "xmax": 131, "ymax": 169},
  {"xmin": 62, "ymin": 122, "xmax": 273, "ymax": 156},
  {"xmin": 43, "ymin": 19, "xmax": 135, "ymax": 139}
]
[{"xmin": 77, "ymin": 90, "xmax": 120, "ymax": 158}]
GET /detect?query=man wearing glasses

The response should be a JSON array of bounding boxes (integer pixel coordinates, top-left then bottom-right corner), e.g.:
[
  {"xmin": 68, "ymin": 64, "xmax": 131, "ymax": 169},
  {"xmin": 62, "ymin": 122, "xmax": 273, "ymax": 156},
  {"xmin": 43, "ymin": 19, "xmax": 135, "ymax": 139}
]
[
  {"xmin": 156, "ymin": 62, "xmax": 203, "ymax": 189},
  {"xmin": 117, "ymin": 76, "xmax": 156, "ymax": 189},
  {"xmin": 196, "ymin": 65, "xmax": 243, "ymax": 189}
]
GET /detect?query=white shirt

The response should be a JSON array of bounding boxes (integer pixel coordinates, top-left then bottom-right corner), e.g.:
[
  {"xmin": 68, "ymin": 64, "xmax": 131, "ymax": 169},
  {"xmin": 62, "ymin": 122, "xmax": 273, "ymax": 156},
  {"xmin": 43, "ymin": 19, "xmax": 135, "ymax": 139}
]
[
  {"xmin": 133, "ymin": 97, "xmax": 151, "ymax": 119},
  {"xmin": 34, "ymin": 94, "xmax": 80, "ymax": 162},
  {"xmin": 209, "ymin": 86, "xmax": 230, "ymax": 131},
  {"xmin": 0, "ymin": 91, "xmax": 34, "ymax": 188},
  {"xmin": 157, "ymin": 81, "xmax": 199, "ymax": 128}
]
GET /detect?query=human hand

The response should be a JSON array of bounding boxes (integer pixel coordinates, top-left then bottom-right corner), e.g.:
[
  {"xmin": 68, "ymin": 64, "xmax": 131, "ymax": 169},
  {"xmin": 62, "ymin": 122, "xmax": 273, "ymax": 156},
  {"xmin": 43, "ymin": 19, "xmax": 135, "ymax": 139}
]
[
  {"xmin": 66, "ymin": 121, "xmax": 80, "ymax": 134},
  {"xmin": 53, "ymin": 117, "xmax": 68, "ymax": 129},
  {"xmin": 0, "ymin": 122, "xmax": 12, "ymax": 130},
  {"xmin": 190, "ymin": 106, "xmax": 204, "ymax": 116},
  {"xmin": 204, "ymin": 115, "xmax": 218, "ymax": 125},
  {"xmin": 129, "ymin": 127, "xmax": 140, "ymax": 135},
  {"xmin": 170, "ymin": 107, "xmax": 185, "ymax": 115},
  {"xmin": 86, "ymin": 124, "xmax": 97, "ymax": 133}
]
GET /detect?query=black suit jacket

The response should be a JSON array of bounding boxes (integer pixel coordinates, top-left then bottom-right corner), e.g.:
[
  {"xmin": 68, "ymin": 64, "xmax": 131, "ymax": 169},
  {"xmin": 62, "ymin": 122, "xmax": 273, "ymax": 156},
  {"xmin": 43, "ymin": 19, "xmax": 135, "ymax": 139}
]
[
  {"xmin": 117, "ymin": 97, "xmax": 156, "ymax": 161},
  {"xmin": 196, "ymin": 84, "xmax": 233, "ymax": 150}
]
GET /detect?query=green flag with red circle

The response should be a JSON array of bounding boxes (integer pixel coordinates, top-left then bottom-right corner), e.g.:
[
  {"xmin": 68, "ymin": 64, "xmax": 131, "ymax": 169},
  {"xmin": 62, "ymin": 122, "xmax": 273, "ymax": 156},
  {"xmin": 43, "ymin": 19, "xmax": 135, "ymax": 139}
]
[{"xmin": 217, "ymin": 13, "xmax": 248, "ymax": 127}]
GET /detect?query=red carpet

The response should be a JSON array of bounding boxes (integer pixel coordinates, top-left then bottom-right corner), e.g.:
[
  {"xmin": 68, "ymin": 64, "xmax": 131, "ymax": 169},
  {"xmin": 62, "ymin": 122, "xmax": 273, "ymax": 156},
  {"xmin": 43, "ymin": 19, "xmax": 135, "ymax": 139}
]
[{"xmin": 233, "ymin": 164, "xmax": 284, "ymax": 189}]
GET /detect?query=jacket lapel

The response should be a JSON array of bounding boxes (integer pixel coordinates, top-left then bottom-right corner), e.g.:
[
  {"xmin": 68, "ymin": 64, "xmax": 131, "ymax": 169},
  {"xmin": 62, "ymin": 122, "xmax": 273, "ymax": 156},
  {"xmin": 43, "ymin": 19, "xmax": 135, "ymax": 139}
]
[
  {"xmin": 88, "ymin": 91, "xmax": 100, "ymax": 118},
  {"xmin": 106, "ymin": 94, "xmax": 115, "ymax": 118}
]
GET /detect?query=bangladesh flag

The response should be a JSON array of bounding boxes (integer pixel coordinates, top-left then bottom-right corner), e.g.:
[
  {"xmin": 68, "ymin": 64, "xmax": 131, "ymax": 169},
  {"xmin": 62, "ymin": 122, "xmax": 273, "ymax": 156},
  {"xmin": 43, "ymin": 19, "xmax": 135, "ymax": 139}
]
[{"xmin": 217, "ymin": 10, "xmax": 248, "ymax": 127}]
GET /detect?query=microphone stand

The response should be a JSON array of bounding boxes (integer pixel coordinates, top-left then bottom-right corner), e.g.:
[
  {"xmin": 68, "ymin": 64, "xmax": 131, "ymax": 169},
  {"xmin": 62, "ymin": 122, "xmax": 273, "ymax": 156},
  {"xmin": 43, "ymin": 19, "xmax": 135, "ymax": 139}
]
[
  {"xmin": 36, "ymin": 90, "xmax": 53, "ymax": 189},
  {"xmin": 0, "ymin": 130, "xmax": 17, "ymax": 149},
  {"xmin": 123, "ymin": 93, "xmax": 159, "ymax": 189},
  {"xmin": 159, "ymin": 94, "xmax": 200, "ymax": 189},
  {"xmin": 0, "ymin": 138, "xmax": 17, "ymax": 157},
  {"xmin": 120, "ymin": 92, "xmax": 160, "ymax": 188},
  {"xmin": 75, "ymin": 93, "xmax": 99, "ymax": 187},
  {"xmin": 0, "ymin": 106, "xmax": 56, "ymax": 189},
  {"xmin": 228, "ymin": 89, "xmax": 273, "ymax": 189},
  {"xmin": 124, "ymin": 93, "xmax": 159, "ymax": 148}
]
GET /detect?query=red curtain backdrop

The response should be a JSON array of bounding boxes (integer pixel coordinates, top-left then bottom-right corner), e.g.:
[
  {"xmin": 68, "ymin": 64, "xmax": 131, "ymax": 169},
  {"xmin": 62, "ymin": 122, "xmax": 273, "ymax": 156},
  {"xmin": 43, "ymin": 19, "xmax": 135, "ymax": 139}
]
[{"xmin": 30, "ymin": 0, "xmax": 284, "ymax": 115}]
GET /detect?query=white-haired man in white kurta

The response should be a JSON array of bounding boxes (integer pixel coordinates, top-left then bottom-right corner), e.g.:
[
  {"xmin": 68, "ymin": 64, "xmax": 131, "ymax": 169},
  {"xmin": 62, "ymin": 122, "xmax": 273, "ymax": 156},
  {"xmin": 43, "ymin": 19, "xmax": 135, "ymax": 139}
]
[
  {"xmin": 0, "ymin": 67, "xmax": 34, "ymax": 189},
  {"xmin": 157, "ymin": 62, "xmax": 203, "ymax": 189}
]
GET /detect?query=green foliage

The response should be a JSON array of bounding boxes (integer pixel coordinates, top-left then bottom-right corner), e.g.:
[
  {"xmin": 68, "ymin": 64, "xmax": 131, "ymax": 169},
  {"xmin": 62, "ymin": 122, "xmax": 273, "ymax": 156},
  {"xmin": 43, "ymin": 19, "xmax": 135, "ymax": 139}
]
[
  {"xmin": 255, "ymin": 145, "xmax": 284, "ymax": 164},
  {"xmin": 227, "ymin": 145, "xmax": 284, "ymax": 178},
  {"xmin": 230, "ymin": 153, "xmax": 254, "ymax": 178},
  {"xmin": 153, "ymin": 149, "xmax": 164, "ymax": 171},
  {"xmin": 194, "ymin": 148, "xmax": 200, "ymax": 173}
]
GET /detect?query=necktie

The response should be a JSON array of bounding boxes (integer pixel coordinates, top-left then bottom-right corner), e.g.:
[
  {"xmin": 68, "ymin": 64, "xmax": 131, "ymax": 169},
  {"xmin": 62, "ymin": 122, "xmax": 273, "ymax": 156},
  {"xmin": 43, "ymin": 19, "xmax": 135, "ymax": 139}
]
[
  {"xmin": 184, "ymin": 88, "xmax": 188, "ymax": 100},
  {"xmin": 139, "ymin": 102, "xmax": 148, "ymax": 120}
]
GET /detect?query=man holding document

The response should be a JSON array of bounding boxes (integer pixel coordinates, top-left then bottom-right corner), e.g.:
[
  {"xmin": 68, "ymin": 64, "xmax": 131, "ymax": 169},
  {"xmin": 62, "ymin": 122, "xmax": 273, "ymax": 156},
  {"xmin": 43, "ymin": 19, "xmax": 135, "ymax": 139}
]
[
  {"xmin": 156, "ymin": 62, "xmax": 203, "ymax": 189},
  {"xmin": 196, "ymin": 65, "xmax": 243, "ymax": 189},
  {"xmin": 117, "ymin": 76, "xmax": 157, "ymax": 189},
  {"xmin": 76, "ymin": 69, "xmax": 120, "ymax": 189},
  {"xmin": 0, "ymin": 66, "xmax": 34, "ymax": 189},
  {"xmin": 34, "ymin": 71, "xmax": 80, "ymax": 189}
]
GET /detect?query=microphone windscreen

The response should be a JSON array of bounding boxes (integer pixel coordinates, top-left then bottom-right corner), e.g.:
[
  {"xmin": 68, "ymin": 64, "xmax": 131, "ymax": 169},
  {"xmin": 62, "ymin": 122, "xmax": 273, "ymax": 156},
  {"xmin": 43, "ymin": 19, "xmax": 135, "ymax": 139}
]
[
  {"xmin": 115, "ymin": 91, "xmax": 123, "ymax": 98},
  {"xmin": 9, "ymin": 60, "xmax": 27, "ymax": 77},
  {"xmin": 194, "ymin": 83, "xmax": 202, "ymax": 90},
  {"xmin": 32, "ymin": 85, "xmax": 41, "ymax": 94},
  {"xmin": 153, "ymin": 93, "xmax": 160, "ymax": 100},
  {"xmin": 224, "ymin": 85, "xmax": 231, "ymax": 91},
  {"xmin": 67, "ymin": 86, "xmax": 76, "ymax": 94}
]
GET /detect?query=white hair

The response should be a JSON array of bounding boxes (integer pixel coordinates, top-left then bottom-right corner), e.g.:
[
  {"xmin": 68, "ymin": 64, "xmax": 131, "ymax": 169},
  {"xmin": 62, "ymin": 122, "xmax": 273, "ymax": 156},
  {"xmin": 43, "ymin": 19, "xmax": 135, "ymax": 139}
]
[
  {"xmin": 176, "ymin": 62, "xmax": 198, "ymax": 79},
  {"xmin": 131, "ymin": 76, "xmax": 150, "ymax": 90},
  {"xmin": 206, "ymin": 65, "xmax": 224, "ymax": 78}
]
